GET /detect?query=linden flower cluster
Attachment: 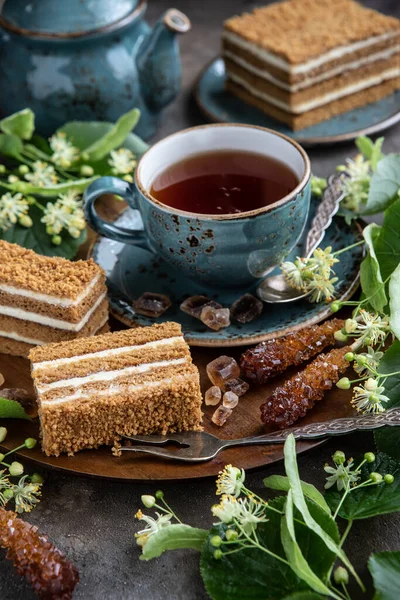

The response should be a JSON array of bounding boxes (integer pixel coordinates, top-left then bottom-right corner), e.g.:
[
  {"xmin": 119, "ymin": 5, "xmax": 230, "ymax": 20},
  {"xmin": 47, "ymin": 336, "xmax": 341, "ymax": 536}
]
[
  {"xmin": 211, "ymin": 494, "xmax": 267, "ymax": 536},
  {"xmin": 41, "ymin": 190, "xmax": 86, "ymax": 244},
  {"xmin": 281, "ymin": 246, "xmax": 339, "ymax": 303},
  {"xmin": 338, "ymin": 154, "xmax": 372, "ymax": 213},
  {"xmin": 334, "ymin": 311, "xmax": 392, "ymax": 415},
  {"xmin": 134, "ymin": 490, "xmax": 177, "ymax": 548},
  {"xmin": 0, "ymin": 428, "xmax": 43, "ymax": 513},
  {"xmin": 0, "ymin": 192, "xmax": 32, "ymax": 231},
  {"xmin": 310, "ymin": 175, "xmax": 328, "ymax": 198},
  {"xmin": 134, "ymin": 465, "xmax": 271, "ymax": 559},
  {"xmin": 211, "ymin": 465, "xmax": 268, "ymax": 539},
  {"xmin": 109, "ymin": 148, "xmax": 137, "ymax": 181},
  {"xmin": 49, "ymin": 132, "xmax": 80, "ymax": 168},
  {"xmin": 324, "ymin": 450, "xmax": 394, "ymax": 497},
  {"xmin": 24, "ymin": 161, "xmax": 59, "ymax": 187}
]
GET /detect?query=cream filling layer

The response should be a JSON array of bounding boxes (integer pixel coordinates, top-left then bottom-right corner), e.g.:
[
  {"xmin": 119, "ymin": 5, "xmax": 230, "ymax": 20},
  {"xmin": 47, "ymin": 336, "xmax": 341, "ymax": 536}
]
[
  {"xmin": 37, "ymin": 357, "xmax": 189, "ymax": 393},
  {"xmin": 32, "ymin": 336, "xmax": 184, "ymax": 371},
  {"xmin": 40, "ymin": 373, "xmax": 195, "ymax": 407},
  {"xmin": 0, "ymin": 314, "xmax": 109, "ymax": 346},
  {"xmin": 222, "ymin": 30, "xmax": 400, "ymax": 74},
  {"xmin": 228, "ymin": 67, "xmax": 400, "ymax": 114},
  {"xmin": 223, "ymin": 45, "xmax": 400, "ymax": 92},
  {"xmin": 0, "ymin": 273, "xmax": 102, "ymax": 307},
  {"xmin": 0, "ymin": 330, "xmax": 48, "ymax": 346},
  {"xmin": 0, "ymin": 292, "xmax": 107, "ymax": 331}
]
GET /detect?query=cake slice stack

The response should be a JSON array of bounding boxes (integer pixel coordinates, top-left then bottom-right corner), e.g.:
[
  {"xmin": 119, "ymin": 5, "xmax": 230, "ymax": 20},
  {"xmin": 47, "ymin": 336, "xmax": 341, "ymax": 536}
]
[
  {"xmin": 29, "ymin": 322, "xmax": 203, "ymax": 456},
  {"xmin": 0, "ymin": 240, "xmax": 108, "ymax": 357},
  {"xmin": 222, "ymin": 0, "xmax": 400, "ymax": 130}
]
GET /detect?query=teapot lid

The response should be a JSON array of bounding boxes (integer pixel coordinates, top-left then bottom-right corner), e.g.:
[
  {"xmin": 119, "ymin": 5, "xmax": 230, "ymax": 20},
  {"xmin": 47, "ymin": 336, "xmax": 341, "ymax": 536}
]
[{"xmin": 1, "ymin": 0, "xmax": 144, "ymax": 37}]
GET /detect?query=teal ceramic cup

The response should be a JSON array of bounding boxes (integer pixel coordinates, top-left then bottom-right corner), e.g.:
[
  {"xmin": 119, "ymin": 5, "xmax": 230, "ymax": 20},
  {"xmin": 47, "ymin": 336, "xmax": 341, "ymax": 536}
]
[{"xmin": 84, "ymin": 124, "xmax": 311, "ymax": 288}]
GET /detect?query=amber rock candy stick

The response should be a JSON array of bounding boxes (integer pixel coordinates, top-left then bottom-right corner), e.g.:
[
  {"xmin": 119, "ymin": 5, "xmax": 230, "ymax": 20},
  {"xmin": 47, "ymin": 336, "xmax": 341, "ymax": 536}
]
[
  {"xmin": 260, "ymin": 346, "xmax": 351, "ymax": 429},
  {"xmin": 0, "ymin": 507, "xmax": 79, "ymax": 600},
  {"xmin": 240, "ymin": 318, "xmax": 345, "ymax": 384}
]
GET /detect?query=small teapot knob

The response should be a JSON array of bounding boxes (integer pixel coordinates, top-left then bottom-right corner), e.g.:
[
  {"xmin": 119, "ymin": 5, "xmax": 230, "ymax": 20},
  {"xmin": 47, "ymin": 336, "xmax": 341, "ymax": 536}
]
[{"xmin": 163, "ymin": 8, "xmax": 191, "ymax": 33}]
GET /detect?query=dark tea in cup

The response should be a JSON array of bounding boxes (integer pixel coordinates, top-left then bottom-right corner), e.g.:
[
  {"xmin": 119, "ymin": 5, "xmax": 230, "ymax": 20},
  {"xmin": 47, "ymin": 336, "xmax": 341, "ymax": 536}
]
[
  {"xmin": 85, "ymin": 123, "xmax": 311, "ymax": 287},
  {"xmin": 150, "ymin": 150, "xmax": 299, "ymax": 215}
]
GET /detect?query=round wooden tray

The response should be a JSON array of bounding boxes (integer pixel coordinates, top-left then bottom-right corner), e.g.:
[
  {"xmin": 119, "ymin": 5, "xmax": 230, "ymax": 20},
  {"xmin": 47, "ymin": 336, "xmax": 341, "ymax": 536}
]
[
  {"xmin": 0, "ymin": 346, "xmax": 354, "ymax": 481},
  {"xmin": 0, "ymin": 196, "xmax": 355, "ymax": 480}
]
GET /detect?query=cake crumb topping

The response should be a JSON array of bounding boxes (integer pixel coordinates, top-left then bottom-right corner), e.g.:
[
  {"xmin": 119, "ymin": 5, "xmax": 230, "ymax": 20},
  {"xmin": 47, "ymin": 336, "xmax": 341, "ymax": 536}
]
[
  {"xmin": 224, "ymin": 0, "xmax": 400, "ymax": 64},
  {"xmin": 0, "ymin": 240, "xmax": 104, "ymax": 299}
]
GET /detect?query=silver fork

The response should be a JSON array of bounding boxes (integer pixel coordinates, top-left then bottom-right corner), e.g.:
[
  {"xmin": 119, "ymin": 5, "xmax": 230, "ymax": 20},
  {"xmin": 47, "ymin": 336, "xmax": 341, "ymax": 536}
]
[{"xmin": 119, "ymin": 408, "xmax": 400, "ymax": 463}]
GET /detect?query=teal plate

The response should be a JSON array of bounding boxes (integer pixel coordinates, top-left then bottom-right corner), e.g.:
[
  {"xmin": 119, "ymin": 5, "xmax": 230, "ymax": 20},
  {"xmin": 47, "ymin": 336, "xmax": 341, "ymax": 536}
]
[
  {"xmin": 91, "ymin": 196, "xmax": 363, "ymax": 347},
  {"xmin": 194, "ymin": 58, "xmax": 400, "ymax": 147}
]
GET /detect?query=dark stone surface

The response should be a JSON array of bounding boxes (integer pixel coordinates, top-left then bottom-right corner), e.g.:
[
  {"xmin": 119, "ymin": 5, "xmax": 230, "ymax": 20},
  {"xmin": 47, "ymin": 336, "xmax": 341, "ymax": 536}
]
[{"xmin": 1, "ymin": 1, "xmax": 400, "ymax": 598}]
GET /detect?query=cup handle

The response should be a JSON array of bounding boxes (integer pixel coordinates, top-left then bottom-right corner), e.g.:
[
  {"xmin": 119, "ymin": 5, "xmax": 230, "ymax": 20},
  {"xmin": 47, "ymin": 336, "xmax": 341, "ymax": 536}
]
[{"xmin": 84, "ymin": 176, "xmax": 149, "ymax": 248}]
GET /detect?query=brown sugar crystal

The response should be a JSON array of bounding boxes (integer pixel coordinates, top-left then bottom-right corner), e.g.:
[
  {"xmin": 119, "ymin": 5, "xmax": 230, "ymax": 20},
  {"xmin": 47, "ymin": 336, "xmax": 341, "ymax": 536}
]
[
  {"xmin": 0, "ymin": 507, "xmax": 79, "ymax": 600},
  {"xmin": 29, "ymin": 322, "xmax": 203, "ymax": 456},
  {"xmin": 241, "ymin": 318, "xmax": 345, "ymax": 384},
  {"xmin": 260, "ymin": 346, "xmax": 351, "ymax": 428}
]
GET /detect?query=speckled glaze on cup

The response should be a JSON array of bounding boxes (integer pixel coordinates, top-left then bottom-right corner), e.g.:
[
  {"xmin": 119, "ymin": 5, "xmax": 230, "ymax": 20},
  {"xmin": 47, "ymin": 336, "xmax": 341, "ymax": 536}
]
[{"xmin": 84, "ymin": 124, "xmax": 311, "ymax": 288}]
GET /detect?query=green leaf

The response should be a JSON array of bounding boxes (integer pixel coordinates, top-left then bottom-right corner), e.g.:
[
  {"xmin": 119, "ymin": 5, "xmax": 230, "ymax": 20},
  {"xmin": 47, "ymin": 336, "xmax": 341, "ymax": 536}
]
[
  {"xmin": 369, "ymin": 551, "xmax": 400, "ymax": 600},
  {"xmin": 61, "ymin": 109, "xmax": 142, "ymax": 163},
  {"xmin": 61, "ymin": 118, "xmax": 142, "ymax": 153},
  {"xmin": 0, "ymin": 397, "xmax": 31, "ymax": 420},
  {"xmin": 363, "ymin": 154, "xmax": 400, "ymax": 214},
  {"xmin": 140, "ymin": 524, "xmax": 208, "ymax": 561},
  {"xmin": 375, "ymin": 198, "xmax": 400, "ymax": 283},
  {"xmin": 374, "ymin": 342, "xmax": 400, "ymax": 458},
  {"xmin": 356, "ymin": 136, "xmax": 385, "ymax": 171},
  {"xmin": 389, "ymin": 264, "xmax": 400, "ymax": 339},
  {"xmin": 0, "ymin": 204, "xmax": 86, "ymax": 259},
  {"xmin": 355, "ymin": 136, "xmax": 375, "ymax": 159},
  {"xmin": 281, "ymin": 491, "xmax": 339, "ymax": 599},
  {"xmin": 200, "ymin": 496, "xmax": 338, "ymax": 600},
  {"xmin": 60, "ymin": 117, "xmax": 148, "ymax": 176},
  {"xmin": 84, "ymin": 108, "xmax": 140, "ymax": 161},
  {"xmin": 284, "ymin": 435, "xmax": 362, "ymax": 589},
  {"xmin": 370, "ymin": 137, "xmax": 385, "ymax": 171},
  {"xmin": 263, "ymin": 475, "xmax": 331, "ymax": 515},
  {"xmin": 0, "ymin": 109, "xmax": 35, "ymax": 140},
  {"xmin": 0, "ymin": 176, "xmax": 98, "ymax": 197},
  {"xmin": 325, "ymin": 452, "xmax": 400, "ymax": 520},
  {"xmin": 360, "ymin": 223, "xmax": 387, "ymax": 312},
  {"xmin": 0, "ymin": 134, "xmax": 24, "ymax": 158}
]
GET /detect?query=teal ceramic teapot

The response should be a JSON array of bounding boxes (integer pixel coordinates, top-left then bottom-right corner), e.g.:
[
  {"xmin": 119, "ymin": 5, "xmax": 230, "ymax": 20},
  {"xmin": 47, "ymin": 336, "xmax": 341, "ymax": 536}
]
[{"xmin": 0, "ymin": 0, "xmax": 190, "ymax": 139}]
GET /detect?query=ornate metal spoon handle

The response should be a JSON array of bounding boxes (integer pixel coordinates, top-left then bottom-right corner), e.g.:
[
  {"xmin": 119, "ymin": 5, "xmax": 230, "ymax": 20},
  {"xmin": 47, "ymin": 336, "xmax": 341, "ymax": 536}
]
[
  {"xmin": 304, "ymin": 173, "xmax": 344, "ymax": 257},
  {"xmin": 246, "ymin": 408, "xmax": 400, "ymax": 444}
]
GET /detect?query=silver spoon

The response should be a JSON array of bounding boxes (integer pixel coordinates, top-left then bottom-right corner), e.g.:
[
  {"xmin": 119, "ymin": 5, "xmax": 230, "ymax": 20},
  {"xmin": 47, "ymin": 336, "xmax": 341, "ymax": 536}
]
[{"xmin": 256, "ymin": 173, "xmax": 345, "ymax": 304}]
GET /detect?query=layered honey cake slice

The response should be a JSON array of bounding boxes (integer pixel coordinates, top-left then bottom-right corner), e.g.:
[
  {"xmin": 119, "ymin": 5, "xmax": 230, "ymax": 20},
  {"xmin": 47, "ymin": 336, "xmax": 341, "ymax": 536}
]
[
  {"xmin": 222, "ymin": 0, "xmax": 400, "ymax": 130},
  {"xmin": 0, "ymin": 240, "xmax": 108, "ymax": 357},
  {"xmin": 29, "ymin": 322, "xmax": 203, "ymax": 456}
]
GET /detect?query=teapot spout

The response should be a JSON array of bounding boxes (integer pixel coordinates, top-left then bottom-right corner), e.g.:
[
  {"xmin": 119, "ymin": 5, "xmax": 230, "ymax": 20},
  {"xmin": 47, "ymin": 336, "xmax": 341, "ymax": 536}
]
[{"xmin": 137, "ymin": 9, "xmax": 191, "ymax": 113}]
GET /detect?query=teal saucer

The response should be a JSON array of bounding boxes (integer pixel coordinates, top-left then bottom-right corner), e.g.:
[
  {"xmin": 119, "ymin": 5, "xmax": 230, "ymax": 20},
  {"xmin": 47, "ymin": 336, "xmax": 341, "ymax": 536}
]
[
  {"xmin": 90, "ymin": 196, "xmax": 363, "ymax": 347},
  {"xmin": 194, "ymin": 58, "xmax": 400, "ymax": 147}
]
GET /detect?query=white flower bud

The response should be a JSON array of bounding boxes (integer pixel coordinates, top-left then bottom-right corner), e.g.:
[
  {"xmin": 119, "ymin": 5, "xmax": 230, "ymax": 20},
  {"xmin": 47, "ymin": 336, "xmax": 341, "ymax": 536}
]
[
  {"xmin": 9, "ymin": 461, "xmax": 24, "ymax": 477},
  {"xmin": 52, "ymin": 235, "xmax": 62, "ymax": 246},
  {"xmin": 345, "ymin": 318, "xmax": 358, "ymax": 333},
  {"xmin": 334, "ymin": 330, "xmax": 348, "ymax": 342},
  {"xmin": 19, "ymin": 214, "xmax": 33, "ymax": 228},
  {"xmin": 141, "ymin": 494, "xmax": 156, "ymax": 508},
  {"xmin": 80, "ymin": 165, "xmax": 94, "ymax": 177},
  {"xmin": 364, "ymin": 378, "xmax": 378, "ymax": 392}
]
